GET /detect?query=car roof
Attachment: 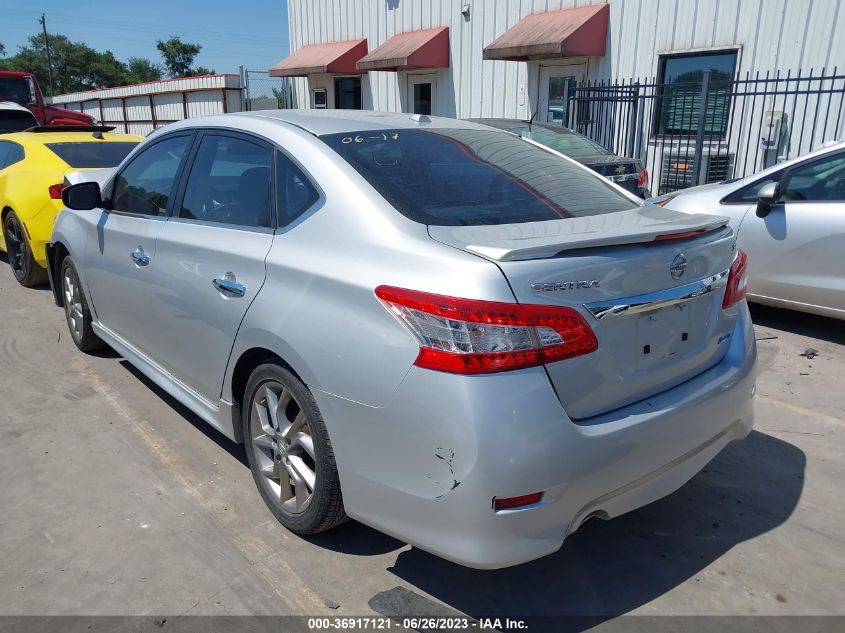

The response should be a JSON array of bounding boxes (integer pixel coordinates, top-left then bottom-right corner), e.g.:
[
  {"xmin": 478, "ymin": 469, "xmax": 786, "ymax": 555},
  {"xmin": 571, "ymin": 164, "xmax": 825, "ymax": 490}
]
[
  {"xmin": 2, "ymin": 130, "xmax": 142, "ymax": 144},
  {"xmin": 0, "ymin": 101, "xmax": 34, "ymax": 114},
  {"xmin": 221, "ymin": 109, "xmax": 495, "ymax": 136}
]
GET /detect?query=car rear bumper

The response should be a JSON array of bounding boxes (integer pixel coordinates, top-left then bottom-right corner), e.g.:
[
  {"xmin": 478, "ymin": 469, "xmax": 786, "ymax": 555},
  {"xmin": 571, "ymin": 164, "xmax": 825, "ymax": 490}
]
[{"xmin": 314, "ymin": 304, "xmax": 756, "ymax": 569}]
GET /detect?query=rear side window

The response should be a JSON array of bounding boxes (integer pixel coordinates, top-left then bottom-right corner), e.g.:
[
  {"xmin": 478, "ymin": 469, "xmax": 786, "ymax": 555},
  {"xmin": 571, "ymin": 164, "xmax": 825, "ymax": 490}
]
[
  {"xmin": 321, "ymin": 128, "xmax": 637, "ymax": 226},
  {"xmin": 0, "ymin": 141, "xmax": 24, "ymax": 170},
  {"xmin": 179, "ymin": 135, "xmax": 273, "ymax": 228},
  {"xmin": 45, "ymin": 142, "xmax": 138, "ymax": 168},
  {"xmin": 276, "ymin": 152, "xmax": 319, "ymax": 227},
  {"xmin": 112, "ymin": 135, "xmax": 190, "ymax": 216}
]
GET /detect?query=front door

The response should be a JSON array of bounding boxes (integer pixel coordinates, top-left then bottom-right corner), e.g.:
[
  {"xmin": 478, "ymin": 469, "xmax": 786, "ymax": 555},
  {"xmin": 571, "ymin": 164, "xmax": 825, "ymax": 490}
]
[
  {"xmin": 151, "ymin": 131, "xmax": 275, "ymax": 402},
  {"xmin": 408, "ymin": 74, "xmax": 437, "ymax": 115},
  {"xmin": 740, "ymin": 150, "xmax": 845, "ymax": 311},
  {"xmin": 538, "ymin": 64, "xmax": 586, "ymax": 125},
  {"xmin": 84, "ymin": 133, "xmax": 193, "ymax": 353}
]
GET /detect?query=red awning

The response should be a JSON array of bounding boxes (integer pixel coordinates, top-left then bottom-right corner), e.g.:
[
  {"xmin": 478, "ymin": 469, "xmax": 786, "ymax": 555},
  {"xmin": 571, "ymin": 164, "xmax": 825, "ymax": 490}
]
[
  {"xmin": 483, "ymin": 4, "xmax": 609, "ymax": 61},
  {"xmin": 356, "ymin": 27, "xmax": 449, "ymax": 72},
  {"xmin": 269, "ymin": 39, "xmax": 368, "ymax": 77}
]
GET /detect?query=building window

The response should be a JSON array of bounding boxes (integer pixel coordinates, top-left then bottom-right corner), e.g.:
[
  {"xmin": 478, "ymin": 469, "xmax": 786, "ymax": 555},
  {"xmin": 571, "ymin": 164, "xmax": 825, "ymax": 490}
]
[
  {"xmin": 334, "ymin": 77, "xmax": 362, "ymax": 109},
  {"xmin": 654, "ymin": 50, "xmax": 738, "ymax": 137}
]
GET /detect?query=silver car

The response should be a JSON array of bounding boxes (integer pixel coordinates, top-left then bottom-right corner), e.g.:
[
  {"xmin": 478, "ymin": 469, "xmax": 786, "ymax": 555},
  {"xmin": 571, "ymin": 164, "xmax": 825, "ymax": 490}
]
[
  {"xmin": 47, "ymin": 111, "xmax": 756, "ymax": 568},
  {"xmin": 652, "ymin": 142, "xmax": 845, "ymax": 320}
]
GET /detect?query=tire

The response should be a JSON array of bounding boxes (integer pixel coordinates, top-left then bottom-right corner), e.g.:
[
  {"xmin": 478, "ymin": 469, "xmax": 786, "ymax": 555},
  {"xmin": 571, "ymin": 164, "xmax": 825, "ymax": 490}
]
[
  {"xmin": 243, "ymin": 363, "xmax": 347, "ymax": 534},
  {"xmin": 4, "ymin": 212, "xmax": 48, "ymax": 287},
  {"xmin": 60, "ymin": 256, "xmax": 105, "ymax": 353}
]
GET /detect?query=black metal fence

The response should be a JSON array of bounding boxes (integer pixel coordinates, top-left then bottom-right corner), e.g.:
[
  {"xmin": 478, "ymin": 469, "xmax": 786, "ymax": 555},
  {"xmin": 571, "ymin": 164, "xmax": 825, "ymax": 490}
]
[
  {"xmin": 566, "ymin": 69, "xmax": 845, "ymax": 195},
  {"xmin": 242, "ymin": 68, "xmax": 295, "ymax": 111}
]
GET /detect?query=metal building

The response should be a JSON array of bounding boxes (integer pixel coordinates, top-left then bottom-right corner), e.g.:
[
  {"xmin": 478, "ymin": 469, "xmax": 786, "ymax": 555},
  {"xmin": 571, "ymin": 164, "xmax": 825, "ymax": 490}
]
[
  {"xmin": 51, "ymin": 74, "xmax": 243, "ymax": 135},
  {"xmin": 274, "ymin": 0, "xmax": 845, "ymax": 192}
]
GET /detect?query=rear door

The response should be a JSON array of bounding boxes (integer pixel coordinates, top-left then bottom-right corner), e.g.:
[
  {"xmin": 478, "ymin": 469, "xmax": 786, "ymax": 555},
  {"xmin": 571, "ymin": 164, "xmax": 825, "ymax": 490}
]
[
  {"xmin": 738, "ymin": 150, "xmax": 845, "ymax": 312},
  {"xmin": 149, "ymin": 131, "xmax": 276, "ymax": 402},
  {"xmin": 84, "ymin": 132, "xmax": 193, "ymax": 351}
]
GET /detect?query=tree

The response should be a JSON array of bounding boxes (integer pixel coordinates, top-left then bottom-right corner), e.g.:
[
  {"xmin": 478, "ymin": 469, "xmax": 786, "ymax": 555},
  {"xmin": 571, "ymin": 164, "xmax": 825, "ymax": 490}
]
[
  {"xmin": 156, "ymin": 36, "xmax": 212, "ymax": 78},
  {"xmin": 126, "ymin": 57, "xmax": 163, "ymax": 83},
  {"xmin": 0, "ymin": 33, "xmax": 128, "ymax": 93},
  {"xmin": 0, "ymin": 42, "xmax": 6, "ymax": 57},
  {"xmin": 272, "ymin": 87, "xmax": 287, "ymax": 108}
]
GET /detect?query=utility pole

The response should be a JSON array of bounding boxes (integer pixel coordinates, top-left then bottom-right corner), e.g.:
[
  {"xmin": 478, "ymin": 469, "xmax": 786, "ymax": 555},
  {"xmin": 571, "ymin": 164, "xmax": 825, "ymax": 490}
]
[{"xmin": 39, "ymin": 13, "xmax": 55, "ymax": 97}]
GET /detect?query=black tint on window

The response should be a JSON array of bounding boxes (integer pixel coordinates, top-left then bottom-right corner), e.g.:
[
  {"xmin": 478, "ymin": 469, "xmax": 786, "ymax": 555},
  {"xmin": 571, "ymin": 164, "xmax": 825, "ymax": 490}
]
[
  {"xmin": 180, "ymin": 135, "xmax": 273, "ymax": 228},
  {"xmin": 780, "ymin": 153, "xmax": 845, "ymax": 202},
  {"xmin": 0, "ymin": 77, "xmax": 32, "ymax": 105},
  {"xmin": 321, "ymin": 128, "xmax": 637, "ymax": 226},
  {"xmin": 0, "ymin": 109, "xmax": 37, "ymax": 133},
  {"xmin": 276, "ymin": 152, "xmax": 319, "ymax": 227},
  {"xmin": 112, "ymin": 135, "xmax": 190, "ymax": 216},
  {"xmin": 0, "ymin": 141, "xmax": 24, "ymax": 170},
  {"xmin": 45, "ymin": 142, "xmax": 138, "ymax": 168}
]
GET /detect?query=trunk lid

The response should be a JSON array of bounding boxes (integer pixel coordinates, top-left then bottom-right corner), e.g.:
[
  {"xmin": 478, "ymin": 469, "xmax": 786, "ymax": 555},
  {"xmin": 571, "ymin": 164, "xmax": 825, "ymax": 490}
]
[{"xmin": 429, "ymin": 206, "xmax": 738, "ymax": 420}]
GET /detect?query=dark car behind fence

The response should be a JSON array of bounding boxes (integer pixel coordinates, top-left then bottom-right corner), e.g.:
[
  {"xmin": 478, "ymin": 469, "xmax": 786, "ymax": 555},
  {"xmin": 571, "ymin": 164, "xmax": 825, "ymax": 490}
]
[{"xmin": 565, "ymin": 69, "xmax": 845, "ymax": 195}]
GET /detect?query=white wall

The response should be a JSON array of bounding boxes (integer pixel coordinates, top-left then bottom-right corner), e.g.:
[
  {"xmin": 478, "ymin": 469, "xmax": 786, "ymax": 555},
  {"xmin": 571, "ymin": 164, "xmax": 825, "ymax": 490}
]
[{"xmin": 287, "ymin": 0, "xmax": 845, "ymax": 119}]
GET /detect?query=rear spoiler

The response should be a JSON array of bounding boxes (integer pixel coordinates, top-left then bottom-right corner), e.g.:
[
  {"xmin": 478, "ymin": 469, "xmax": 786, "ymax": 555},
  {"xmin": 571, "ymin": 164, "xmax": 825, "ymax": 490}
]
[
  {"xmin": 428, "ymin": 206, "xmax": 732, "ymax": 262},
  {"xmin": 24, "ymin": 125, "xmax": 115, "ymax": 133}
]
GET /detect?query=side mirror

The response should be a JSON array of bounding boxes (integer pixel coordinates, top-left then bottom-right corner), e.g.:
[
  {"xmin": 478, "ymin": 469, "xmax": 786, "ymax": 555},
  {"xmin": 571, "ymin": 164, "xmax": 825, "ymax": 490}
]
[
  {"xmin": 755, "ymin": 181, "xmax": 778, "ymax": 218},
  {"xmin": 62, "ymin": 181, "xmax": 102, "ymax": 211}
]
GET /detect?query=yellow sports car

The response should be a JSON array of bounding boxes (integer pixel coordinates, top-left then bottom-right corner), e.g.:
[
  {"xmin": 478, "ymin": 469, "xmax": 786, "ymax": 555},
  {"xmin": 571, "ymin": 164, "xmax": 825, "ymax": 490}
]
[{"xmin": 0, "ymin": 126, "xmax": 141, "ymax": 286}]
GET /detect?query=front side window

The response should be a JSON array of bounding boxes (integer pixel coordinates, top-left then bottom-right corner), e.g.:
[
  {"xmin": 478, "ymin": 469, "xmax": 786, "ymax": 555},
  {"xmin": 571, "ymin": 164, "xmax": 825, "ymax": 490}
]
[
  {"xmin": 780, "ymin": 153, "xmax": 845, "ymax": 203},
  {"xmin": 46, "ymin": 142, "xmax": 139, "ymax": 168},
  {"xmin": 722, "ymin": 175, "xmax": 780, "ymax": 204},
  {"xmin": 180, "ymin": 135, "xmax": 273, "ymax": 228},
  {"xmin": 654, "ymin": 50, "xmax": 737, "ymax": 137},
  {"xmin": 322, "ymin": 128, "xmax": 638, "ymax": 226},
  {"xmin": 111, "ymin": 135, "xmax": 190, "ymax": 216}
]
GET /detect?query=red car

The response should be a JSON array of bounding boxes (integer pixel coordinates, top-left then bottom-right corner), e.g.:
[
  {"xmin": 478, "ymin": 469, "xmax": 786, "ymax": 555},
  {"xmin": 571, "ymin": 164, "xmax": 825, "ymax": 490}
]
[{"xmin": 0, "ymin": 71, "xmax": 94, "ymax": 126}]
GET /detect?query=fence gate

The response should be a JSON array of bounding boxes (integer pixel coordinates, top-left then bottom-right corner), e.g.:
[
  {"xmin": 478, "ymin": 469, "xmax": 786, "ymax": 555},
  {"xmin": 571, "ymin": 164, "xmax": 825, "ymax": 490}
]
[
  {"xmin": 242, "ymin": 68, "xmax": 295, "ymax": 111},
  {"xmin": 566, "ymin": 69, "xmax": 845, "ymax": 196}
]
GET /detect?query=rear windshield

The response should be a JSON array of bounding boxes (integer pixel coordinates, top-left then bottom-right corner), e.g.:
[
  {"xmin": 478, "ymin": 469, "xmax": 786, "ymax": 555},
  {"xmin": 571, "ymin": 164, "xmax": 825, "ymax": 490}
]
[
  {"xmin": 0, "ymin": 110, "xmax": 37, "ymax": 133},
  {"xmin": 45, "ymin": 142, "xmax": 139, "ymax": 168},
  {"xmin": 321, "ymin": 128, "xmax": 637, "ymax": 226}
]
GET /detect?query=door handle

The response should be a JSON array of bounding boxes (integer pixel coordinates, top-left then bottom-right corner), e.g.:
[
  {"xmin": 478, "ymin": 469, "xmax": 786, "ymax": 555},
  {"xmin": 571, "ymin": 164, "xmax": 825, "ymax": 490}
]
[
  {"xmin": 131, "ymin": 247, "xmax": 150, "ymax": 267},
  {"xmin": 212, "ymin": 274, "xmax": 246, "ymax": 297}
]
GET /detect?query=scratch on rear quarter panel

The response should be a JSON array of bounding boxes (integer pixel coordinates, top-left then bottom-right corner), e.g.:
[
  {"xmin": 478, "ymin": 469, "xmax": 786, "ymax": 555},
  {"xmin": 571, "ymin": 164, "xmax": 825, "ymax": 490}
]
[{"xmin": 429, "ymin": 448, "xmax": 461, "ymax": 498}]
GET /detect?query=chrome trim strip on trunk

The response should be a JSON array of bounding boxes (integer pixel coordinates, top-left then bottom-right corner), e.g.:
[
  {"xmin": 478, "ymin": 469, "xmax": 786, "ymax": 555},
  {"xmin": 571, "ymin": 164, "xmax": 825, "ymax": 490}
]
[{"xmin": 583, "ymin": 270, "xmax": 729, "ymax": 320}]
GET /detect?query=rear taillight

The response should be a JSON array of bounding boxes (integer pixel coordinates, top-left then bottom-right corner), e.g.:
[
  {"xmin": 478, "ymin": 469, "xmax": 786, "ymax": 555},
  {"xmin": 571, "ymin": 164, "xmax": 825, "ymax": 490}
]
[
  {"xmin": 636, "ymin": 168, "xmax": 649, "ymax": 189},
  {"xmin": 722, "ymin": 249, "xmax": 749, "ymax": 309},
  {"xmin": 48, "ymin": 183, "xmax": 65, "ymax": 199},
  {"xmin": 375, "ymin": 286, "xmax": 598, "ymax": 375}
]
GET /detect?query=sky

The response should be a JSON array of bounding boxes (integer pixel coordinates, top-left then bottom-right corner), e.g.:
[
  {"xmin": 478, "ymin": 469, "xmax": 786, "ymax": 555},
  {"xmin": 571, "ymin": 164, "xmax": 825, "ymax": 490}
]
[{"xmin": 0, "ymin": 0, "xmax": 290, "ymax": 75}]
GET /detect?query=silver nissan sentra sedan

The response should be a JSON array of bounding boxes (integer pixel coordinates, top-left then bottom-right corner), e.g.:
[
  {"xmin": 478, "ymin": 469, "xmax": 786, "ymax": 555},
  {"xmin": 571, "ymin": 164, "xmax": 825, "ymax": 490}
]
[{"xmin": 47, "ymin": 110, "xmax": 756, "ymax": 568}]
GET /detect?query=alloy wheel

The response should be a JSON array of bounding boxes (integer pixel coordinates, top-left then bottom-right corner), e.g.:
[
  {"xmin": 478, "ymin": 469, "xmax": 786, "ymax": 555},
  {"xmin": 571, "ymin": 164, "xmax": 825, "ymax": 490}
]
[
  {"xmin": 5, "ymin": 217, "xmax": 26, "ymax": 280},
  {"xmin": 63, "ymin": 268, "xmax": 84, "ymax": 340},
  {"xmin": 250, "ymin": 380, "xmax": 316, "ymax": 515}
]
